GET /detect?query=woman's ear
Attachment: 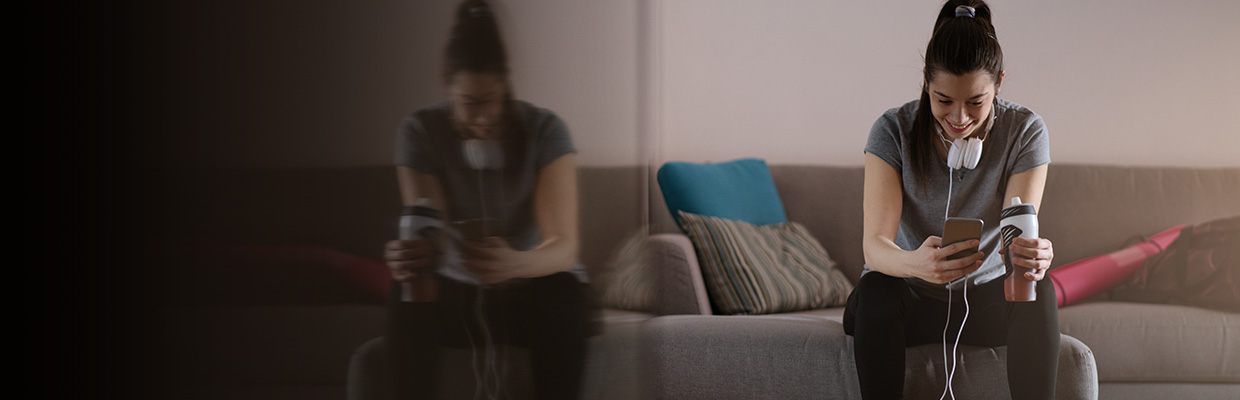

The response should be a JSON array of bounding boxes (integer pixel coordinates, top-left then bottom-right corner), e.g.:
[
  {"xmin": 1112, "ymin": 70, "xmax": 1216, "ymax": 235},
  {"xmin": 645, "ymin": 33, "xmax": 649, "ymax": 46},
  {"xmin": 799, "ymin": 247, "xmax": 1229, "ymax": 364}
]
[
  {"xmin": 922, "ymin": 68, "xmax": 929, "ymax": 94},
  {"xmin": 995, "ymin": 71, "xmax": 1006, "ymax": 94}
]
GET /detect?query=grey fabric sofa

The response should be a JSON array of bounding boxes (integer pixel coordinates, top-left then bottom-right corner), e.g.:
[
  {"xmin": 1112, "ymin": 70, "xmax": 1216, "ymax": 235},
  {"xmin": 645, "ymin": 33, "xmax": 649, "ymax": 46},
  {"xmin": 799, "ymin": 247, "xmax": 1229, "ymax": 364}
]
[
  {"xmin": 634, "ymin": 164, "xmax": 1240, "ymax": 399},
  {"xmin": 164, "ymin": 164, "xmax": 1238, "ymax": 399},
  {"xmin": 1036, "ymin": 166, "xmax": 1240, "ymax": 399},
  {"xmin": 632, "ymin": 165, "xmax": 1094, "ymax": 400},
  {"xmin": 162, "ymin": 166, "xmax": 652, "ymax": 400}
]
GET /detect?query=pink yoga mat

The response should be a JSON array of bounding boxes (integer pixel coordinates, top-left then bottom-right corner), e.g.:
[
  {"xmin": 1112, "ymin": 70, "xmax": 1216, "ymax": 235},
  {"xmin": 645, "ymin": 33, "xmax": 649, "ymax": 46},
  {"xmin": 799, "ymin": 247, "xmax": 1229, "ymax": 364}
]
[{"xmin": 1048, "ymin": 225, "xmax": 1184, "ymax": 307}]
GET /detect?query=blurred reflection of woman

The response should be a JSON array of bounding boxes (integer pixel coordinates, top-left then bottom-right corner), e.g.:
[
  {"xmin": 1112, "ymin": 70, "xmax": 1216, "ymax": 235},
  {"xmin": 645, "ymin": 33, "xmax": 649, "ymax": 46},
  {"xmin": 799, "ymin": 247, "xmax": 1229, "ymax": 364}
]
[{"xmin": 383, "ymin": 1, "xmax": 588, "ymax": 399}]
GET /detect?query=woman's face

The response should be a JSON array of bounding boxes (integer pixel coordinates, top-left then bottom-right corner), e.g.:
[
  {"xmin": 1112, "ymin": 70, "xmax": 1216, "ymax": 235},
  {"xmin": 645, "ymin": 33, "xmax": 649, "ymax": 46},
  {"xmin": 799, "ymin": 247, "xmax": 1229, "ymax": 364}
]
[
  {"xmin": 449, "ymin": 72, "xmax": 508, "ymax": 140},
  {"xmin": 926, "ymin": 70, "xmax": 1003, "ymax": 140}
]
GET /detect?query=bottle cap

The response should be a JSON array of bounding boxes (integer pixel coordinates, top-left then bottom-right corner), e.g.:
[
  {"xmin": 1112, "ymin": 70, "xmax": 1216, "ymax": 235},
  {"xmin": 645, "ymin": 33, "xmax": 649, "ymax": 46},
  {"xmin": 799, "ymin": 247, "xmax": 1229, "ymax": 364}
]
[
  {"xmin": 402, "ymin": 201, "xmax": 442, "ymax": 218},
  {"xmin": 1011, "ymin": 197, "xmax": 1022, "ymax": 206}
]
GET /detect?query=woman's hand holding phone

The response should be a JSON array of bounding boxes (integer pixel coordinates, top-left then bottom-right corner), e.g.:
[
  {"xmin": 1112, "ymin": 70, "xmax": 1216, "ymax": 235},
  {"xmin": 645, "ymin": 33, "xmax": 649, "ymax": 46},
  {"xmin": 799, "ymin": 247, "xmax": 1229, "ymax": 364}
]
[
  {"xmin": 907, "ymin": 236, "xmax": 985, "ymax": 284},
  {"xmin": 459, "ymin": 236, "xmax": 529, "ymax": 284},
  {"xmin": 902, "ymin": 218, "xmax": 985, "ymax": 284}
]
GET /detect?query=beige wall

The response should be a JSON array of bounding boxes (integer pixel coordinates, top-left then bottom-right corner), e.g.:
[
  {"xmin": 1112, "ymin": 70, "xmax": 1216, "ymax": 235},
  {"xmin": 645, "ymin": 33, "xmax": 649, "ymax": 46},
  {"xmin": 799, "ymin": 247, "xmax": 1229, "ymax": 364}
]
[
  {"xmin": 168, "ymin": 0, "xmax": 640, "ymax": 168},
  {"xmin": 656, "ymin": 0, "xmax": 1240, "ymax": 167},
  {"xmin": 167, "ymin": 0, "xmax": 1239, "ymax": 169}
]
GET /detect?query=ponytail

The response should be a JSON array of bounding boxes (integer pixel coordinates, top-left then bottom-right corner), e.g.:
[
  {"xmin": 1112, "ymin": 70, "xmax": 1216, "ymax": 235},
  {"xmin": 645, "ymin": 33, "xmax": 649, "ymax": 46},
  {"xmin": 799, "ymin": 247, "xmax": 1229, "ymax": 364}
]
[
  {"xmin": 442, "ymin": 0, "xmax": 509, "ymax": 82},
  {"xmin": 909, "ymin": 0, "xmax": 1004, "ymax": 191},
  {"xmin": 441, "ymin": 1, "xmax": 529, "ymax": 177}
]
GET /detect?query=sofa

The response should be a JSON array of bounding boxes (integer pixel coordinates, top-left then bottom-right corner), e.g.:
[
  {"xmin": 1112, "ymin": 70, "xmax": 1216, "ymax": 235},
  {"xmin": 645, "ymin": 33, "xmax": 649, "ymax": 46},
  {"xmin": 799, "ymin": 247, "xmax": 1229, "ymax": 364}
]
[
  {"xmin": 160, "ymin": 166, "xmax": 651, "ymax": 400},
  {"xmin": 636, "ymin": 164, "xmax": 1240, "ymax": 399},
  {"xmin": 162, "ymin": 163, "xmax": 1239, "ymax": 399}
]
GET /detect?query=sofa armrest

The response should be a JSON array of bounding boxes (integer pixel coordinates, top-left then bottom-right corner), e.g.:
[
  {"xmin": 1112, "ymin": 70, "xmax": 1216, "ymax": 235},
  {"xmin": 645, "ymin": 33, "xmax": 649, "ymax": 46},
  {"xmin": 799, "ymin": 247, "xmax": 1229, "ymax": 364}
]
[{"xmin": 647, "ymin": 233, "xmax": 712, "ymax": 315}]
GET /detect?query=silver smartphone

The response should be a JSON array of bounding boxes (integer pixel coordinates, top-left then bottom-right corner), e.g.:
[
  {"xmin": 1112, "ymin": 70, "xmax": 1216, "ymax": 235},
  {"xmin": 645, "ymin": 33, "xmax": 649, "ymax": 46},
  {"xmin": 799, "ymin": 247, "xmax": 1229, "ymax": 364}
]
[{"xmin": 942, "ymin": 217, "xmax": 983, "ymax": 260}]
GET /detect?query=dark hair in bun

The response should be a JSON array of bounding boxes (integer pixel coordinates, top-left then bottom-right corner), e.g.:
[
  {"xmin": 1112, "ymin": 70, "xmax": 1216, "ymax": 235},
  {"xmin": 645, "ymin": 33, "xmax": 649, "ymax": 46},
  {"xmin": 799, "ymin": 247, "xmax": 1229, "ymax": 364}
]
[
  {"xmin": 909, "ymin": 0, "xmax": 1005, "ymax": 189},
  {"xmin": 443, "ymin": 0, "xmax": 509, "ymax": 82}
]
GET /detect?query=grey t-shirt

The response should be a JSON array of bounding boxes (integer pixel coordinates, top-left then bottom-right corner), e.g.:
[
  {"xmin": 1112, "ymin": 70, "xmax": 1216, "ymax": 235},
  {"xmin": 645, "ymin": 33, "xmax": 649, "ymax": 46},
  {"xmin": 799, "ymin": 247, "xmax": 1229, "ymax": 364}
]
[
  {"xmin": 863, "ymin": 98, "xmax": 1050, "ymax": 301},
  {"xmin": 396, "ymin": 100, "xmax": 586, "ymax": 283}
]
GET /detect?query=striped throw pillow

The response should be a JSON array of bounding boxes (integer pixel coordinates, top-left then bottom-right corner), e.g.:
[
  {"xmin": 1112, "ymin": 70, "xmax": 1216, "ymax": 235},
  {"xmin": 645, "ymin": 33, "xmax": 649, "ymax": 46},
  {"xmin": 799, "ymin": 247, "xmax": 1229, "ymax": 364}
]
[
  {"xmin": 678, "ymin": 211, "xmax": 853, "ymax": 315},
  {"xmin": 596, "ymin": 231, "xmax": 657, "ymax": 312}
]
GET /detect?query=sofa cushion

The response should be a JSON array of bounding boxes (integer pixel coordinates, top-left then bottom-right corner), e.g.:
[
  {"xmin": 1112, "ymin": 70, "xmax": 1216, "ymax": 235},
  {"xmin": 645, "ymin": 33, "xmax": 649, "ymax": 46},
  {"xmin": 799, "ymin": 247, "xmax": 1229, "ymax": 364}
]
[
  {"xmin": 641, "ymin": 315, "xmax": 1098, "ymax": 400},
  {"xmin": 784, "ymin": 306, "xmax": 848, "ymax": 321},
  {"xmin": 678, "ymin": 211, "xmax": 852, "ymax": 315},
  {"xmin": 657, "ymin": 158, "xmax": 787, "ymax": 227},
  {"xmin": 166, "ymin": 305, "xmax": 386, "ymax": 387},
  {"xmin": 1059, "ymin": 301, "xmax": 1240, "ymax": 383},
  {"xmin": 347, "ymin": 309, "xmax": 651, "ymax": 400},
  {"xmin": 1097, "ymin": 383, "xmax": 1240, "ymax": 400}
]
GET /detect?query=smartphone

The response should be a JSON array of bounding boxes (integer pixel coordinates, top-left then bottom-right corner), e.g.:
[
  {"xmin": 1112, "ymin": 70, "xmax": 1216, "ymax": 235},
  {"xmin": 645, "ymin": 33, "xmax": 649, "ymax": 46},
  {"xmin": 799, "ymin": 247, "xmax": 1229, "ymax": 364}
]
[
  {"xmin": 942, "ymin": 217, "xmax": 983, "ymax": 260},
  {"xmin": 452, "ymin": 218, "xmax": 499, "ymax": 241}
]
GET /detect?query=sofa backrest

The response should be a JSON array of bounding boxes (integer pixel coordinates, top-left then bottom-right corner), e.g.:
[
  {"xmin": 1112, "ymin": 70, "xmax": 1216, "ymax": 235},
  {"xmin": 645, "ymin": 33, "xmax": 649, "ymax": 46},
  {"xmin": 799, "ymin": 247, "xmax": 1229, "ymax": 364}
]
[
  {"xmin": 166, "ymin": 166, "xmax": 648, "ymax": 278},
  {"xmin": 651, "ymin": 164, "xmax": 1240, "ymax": 284},
  {"xmin": 169, "ymin": 164, "xmax": 1239, "ymax": 287},
  {"xmin": 1039, "ymin": 165, "xmax": 1240, "ymax": 266}
]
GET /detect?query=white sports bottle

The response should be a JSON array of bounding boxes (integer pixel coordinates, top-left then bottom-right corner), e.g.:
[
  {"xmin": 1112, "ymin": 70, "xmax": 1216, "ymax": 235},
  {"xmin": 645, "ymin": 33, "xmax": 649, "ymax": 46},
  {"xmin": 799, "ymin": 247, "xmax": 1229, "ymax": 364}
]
[
  {"xmin": 398, "ymin": 198, "xmax": 443, "ymax": 302},
  {"xmin": 1000, "ymin": 196, "xmax": 1039, "ymax": 302}
]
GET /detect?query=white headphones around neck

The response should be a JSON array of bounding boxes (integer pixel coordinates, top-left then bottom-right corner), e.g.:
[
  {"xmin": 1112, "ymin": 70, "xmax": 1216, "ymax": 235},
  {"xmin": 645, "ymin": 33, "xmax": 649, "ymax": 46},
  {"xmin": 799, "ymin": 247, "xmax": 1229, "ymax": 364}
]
[
  {"xmin": 463, "ymin": 139, "xmax": 505, "ymax": 170},
  {"xmin": 937, "ymin": 108, "xmax": 996, "ymax": 170},
  {"xmin": 947, "ymin": 137, "xmax": 984, "ymax": 170}
]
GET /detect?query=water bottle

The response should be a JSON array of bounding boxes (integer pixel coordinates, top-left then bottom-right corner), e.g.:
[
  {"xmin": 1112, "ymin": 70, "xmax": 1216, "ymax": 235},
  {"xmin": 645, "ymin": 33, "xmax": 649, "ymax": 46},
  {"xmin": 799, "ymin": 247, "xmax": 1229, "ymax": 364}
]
[
  {"xmin": 1001, "ymin": 196, "xmax": 1039, "ymax": 302},
  {"xmin": 398, "ymin": 198, "xmax": 442, "ymax": 302}
]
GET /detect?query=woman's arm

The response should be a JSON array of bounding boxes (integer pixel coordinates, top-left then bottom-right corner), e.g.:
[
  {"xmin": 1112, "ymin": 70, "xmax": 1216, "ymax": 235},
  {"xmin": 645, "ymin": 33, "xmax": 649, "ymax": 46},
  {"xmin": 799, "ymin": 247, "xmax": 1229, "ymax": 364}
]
[
  {"xmin": 861, "ymin": 153, "xmax": 909, "ymax": 274},
  {"xmin": 396, "ymin": 166, "xmax": 447, "ymax": 208},
  {"xmin": 527, "ymin": 152, "xmax": 580, "ymax": 274},
  {"xmin": 862, "ymin": 153, "xmax": 984, "ymax": 284},
  {"xmin": 460, "ymin": 153, "xmax": 580, "ymax": 282},
  {"xmin": 1002, "ymin": 164, "xmax": 1055, "ymax": 280},
  {"xmin": 1002, "ymin": 164, "xmax": 1047, "ymax": 211}
]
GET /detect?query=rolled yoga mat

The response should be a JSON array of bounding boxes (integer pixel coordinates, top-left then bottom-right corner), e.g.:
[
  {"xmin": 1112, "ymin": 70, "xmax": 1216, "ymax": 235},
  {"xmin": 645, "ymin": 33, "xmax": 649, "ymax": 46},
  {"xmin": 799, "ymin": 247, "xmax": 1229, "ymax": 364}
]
[{"xmin": 1048, "ymin": 225, "xmax": 1183, "ymax": 307}]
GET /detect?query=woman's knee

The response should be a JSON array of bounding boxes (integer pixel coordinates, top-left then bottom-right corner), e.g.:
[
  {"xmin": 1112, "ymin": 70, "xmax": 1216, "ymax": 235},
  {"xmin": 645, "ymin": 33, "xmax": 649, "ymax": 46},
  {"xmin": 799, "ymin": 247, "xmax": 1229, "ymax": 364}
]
[
  {"xmin": 853, "ymin": 272, "xmax": 908, "ymax": 306},
  {"xmin": 1030, "ymin": 279, "xmax": 1059, "ymax": 312},
  {"xmin": 1036, "ymin": 277, "xmax": 1057, "ymax": 301},
  {"xmin": 519, "ymin": 272, "xmax": 589, "ymax": 316},
  {"xmin": 1008, "ymin": 279, "xmax": 1059, "ymax": 327},
  {"xmin": 527, "ymin": 272, "xmax": 587, "ymax": 298},
  {"xmin": 846, "ymin": 272, "xmax": 910, "ymax": 333}
]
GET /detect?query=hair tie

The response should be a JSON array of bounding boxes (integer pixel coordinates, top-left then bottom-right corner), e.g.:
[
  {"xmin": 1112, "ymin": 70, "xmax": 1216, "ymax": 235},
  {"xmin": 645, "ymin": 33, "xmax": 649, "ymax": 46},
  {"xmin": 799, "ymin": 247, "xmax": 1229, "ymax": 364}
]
[
  {"xmin": 955, "ymin": 5, "xmax": 976, "ymax": 18},
  {"xmin": 468, "ymin": 5, "xmax": 491, "ymax": 18}
]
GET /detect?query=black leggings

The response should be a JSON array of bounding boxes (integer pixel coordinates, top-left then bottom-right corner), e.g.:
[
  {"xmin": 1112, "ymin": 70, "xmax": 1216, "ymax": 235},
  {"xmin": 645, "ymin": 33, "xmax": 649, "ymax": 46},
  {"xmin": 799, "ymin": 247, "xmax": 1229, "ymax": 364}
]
[
  {"xmin": 843, "ymin": 272, "xmax": 1059, "ymax": 400},
  {"xmin": 385, "ymin": 272, "xmax": 590, "ymax": 400}
]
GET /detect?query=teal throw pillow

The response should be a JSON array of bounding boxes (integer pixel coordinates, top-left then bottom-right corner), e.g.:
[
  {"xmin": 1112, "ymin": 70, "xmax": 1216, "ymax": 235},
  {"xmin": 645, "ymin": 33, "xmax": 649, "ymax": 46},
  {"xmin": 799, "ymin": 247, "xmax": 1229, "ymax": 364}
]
[{"xmin": 657, "ymin": 158, "xmax": 787, "ymax": 228}]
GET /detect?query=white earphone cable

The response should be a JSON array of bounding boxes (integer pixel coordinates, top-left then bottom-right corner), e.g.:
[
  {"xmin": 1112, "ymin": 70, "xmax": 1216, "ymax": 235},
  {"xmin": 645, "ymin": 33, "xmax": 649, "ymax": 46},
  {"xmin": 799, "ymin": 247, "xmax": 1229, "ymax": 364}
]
[
  {"xmin": 940, "ymin": 285, "xmax": 953, "ymax": 400},
  {"xmin": 936, "ymin": 107, "xmax": 996, "ymax": 399},
  {"xmin": 939, "ymin": 164, "xmax": 955, "ymax": 400},
  {"xmin": 462, "ymin": 297, "xmax": 483, "ymax": 400},
  {"xmin": 938, "ymin": 158, "xmax": 972, "ymax": 400},
  {"xmin": 949, "ymin": 283, "xmax": 971, "ymax": 399}
]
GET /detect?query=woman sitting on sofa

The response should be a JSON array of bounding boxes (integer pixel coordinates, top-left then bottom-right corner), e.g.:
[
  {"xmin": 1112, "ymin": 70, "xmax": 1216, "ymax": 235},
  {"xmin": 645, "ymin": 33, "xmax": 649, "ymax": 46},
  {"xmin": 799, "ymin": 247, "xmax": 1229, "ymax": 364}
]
[
  {"xmin": 382, "ymin": 1, "xmax": 589, "ymax": 399},
  {"xmin": 846, "ymin": 1, "xmax": 1059, "ymax": 399}
]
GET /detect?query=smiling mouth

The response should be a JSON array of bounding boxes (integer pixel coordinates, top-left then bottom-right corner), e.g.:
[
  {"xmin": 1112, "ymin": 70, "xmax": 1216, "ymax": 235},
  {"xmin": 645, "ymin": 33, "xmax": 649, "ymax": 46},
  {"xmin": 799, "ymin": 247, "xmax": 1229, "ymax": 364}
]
[
  {"xmin": 471, "ymin": 126, "xmax": 501, "ymax": 139},
  {"xmin": 947, "ymin": 121, "xmax": 972, "ymax": 132}
]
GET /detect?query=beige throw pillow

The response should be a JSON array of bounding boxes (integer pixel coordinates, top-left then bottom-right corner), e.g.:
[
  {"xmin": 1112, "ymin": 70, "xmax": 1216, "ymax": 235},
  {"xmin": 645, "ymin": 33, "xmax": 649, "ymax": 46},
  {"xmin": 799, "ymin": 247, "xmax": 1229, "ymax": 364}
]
[
  {"xmin": 678, "ymin": 210, "xmax": 852, "ymax": 315},
  {"xmin": 595, "ymin": 231, "xmax": 657, "ymax": 312}
]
